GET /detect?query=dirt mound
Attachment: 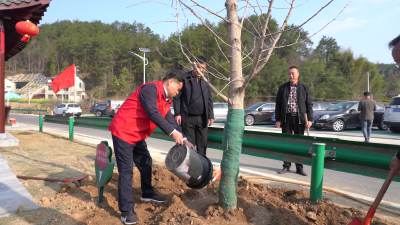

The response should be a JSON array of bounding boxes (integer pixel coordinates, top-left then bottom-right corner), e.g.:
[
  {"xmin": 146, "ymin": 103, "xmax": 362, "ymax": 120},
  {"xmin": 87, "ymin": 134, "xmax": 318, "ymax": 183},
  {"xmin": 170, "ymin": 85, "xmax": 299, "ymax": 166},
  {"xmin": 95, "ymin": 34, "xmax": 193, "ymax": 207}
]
[{"xmin": 25, "ymin": 166, "xmax": 393, "ymax": 225}]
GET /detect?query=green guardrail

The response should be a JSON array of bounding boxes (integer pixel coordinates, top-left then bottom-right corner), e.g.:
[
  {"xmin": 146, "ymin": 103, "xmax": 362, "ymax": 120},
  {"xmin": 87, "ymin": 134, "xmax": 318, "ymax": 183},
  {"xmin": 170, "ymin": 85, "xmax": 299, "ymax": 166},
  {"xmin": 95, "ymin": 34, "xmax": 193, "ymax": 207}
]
[
  {"xmin": 43, "ymin": 115, "xmax": 400, "ymax": 180},
  {"xmin": 11, "ymin": 108, "xmax": 49, "ymax": 115}
]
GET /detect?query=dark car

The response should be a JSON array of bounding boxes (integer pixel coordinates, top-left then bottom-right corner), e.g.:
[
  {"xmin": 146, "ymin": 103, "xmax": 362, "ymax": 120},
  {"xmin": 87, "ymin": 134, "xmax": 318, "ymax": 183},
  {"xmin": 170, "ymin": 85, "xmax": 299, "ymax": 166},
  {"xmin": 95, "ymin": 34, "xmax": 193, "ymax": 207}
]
[
  {"xmin": 90, "ymin": 102, "xmax": 107, "ymax": 117},
  {"xmin": 244, "ymin": 102, "xmax": 276, "ymax": 126},
  {"xmin": 271, "ymin": 101, "xmax": 336, "ymax": 123},
  {"xmin": 311, "ymin": 101, "xmax": 387, "ymax": 132},
  {"xmin": 313, "ymin": 102, "xmax": 337, "ymax": 111}
]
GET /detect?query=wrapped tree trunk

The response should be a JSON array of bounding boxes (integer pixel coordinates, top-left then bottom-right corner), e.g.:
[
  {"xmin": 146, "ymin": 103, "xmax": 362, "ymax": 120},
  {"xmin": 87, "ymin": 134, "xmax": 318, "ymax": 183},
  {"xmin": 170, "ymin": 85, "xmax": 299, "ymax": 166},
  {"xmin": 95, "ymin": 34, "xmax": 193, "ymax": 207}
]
[{"xmin": 219, "ymin": 0, "xmax": 245, "ymax": 209}]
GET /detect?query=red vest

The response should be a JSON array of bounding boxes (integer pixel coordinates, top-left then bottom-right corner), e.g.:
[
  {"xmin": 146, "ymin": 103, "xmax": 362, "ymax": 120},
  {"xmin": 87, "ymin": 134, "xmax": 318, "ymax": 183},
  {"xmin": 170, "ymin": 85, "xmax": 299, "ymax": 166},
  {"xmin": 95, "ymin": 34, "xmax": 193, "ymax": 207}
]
[{"xmin": 108, "ymin": 81, "xmax": 171, "ymax": 145}]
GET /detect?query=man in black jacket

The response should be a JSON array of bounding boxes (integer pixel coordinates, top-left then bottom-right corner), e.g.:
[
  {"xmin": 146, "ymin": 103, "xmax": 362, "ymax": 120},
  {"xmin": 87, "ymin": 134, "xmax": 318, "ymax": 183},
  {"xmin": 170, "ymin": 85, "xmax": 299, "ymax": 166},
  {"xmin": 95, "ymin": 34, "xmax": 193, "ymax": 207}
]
[
  {"xmin": 389, "ymin": 35, "xmax": 400, "ymax": 175},
  {"xmin": 174, "ymin": 56, "xmax": 214, "ymax": 156},
  {"xmin": 275, "ymin": 66, "xmax": 313, "ymax": 176}
]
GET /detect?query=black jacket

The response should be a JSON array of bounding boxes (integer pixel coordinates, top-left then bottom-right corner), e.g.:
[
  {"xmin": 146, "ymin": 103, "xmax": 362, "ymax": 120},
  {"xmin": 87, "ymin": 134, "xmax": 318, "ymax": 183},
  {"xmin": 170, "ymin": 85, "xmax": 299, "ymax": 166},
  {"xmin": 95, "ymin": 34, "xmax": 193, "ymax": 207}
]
[
  {"xmin": 173, "ymin": 71, "xmax": 214, "ymax": 127},
  {"xmin": 275, "ymin": 81, "xmax": 313, "ymax": 124}
]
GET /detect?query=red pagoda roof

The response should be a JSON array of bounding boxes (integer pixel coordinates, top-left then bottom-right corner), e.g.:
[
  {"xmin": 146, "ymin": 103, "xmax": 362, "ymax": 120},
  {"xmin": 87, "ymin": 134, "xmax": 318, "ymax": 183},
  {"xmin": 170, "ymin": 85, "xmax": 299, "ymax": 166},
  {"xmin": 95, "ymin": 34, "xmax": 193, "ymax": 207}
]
[{"xmin": 0, "ymin": 0, "xmax": 51, "ymax": 61}]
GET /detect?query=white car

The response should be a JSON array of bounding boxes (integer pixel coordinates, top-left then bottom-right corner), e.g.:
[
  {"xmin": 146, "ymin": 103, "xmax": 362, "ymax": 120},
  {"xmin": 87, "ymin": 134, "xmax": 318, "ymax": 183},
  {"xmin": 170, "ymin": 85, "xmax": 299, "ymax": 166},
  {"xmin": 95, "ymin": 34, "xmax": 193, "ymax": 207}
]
[
  {"xmin": 53, "ymin": 103, "xmax": 82, "ymax": 117},
  {"xmin": 106, "ymin": 100, "xmax": 125, "ymax": 118},
  {"xmin": 213, "ymin": 102, "xmax": 228, "ymax": 122},
  {"xmin": 383, "ymin": 94, "xmax": 400, "ymax": 133}
]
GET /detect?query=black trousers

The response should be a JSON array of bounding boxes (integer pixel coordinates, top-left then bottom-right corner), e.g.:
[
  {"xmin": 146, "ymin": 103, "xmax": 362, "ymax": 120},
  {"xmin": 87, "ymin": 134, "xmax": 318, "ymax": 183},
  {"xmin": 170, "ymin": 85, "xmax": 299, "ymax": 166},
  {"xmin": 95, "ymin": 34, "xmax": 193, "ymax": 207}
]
[
  {"xmin": 182, "ymin": 114, "xmax": 208, "ymax": 155},
  {"xmin": 281, "ymin": 113, "xmax": 305, "ymax": 171},
  {"xmin": 112, "ymin": 135, "xmax": 156, "ymax": 212}
]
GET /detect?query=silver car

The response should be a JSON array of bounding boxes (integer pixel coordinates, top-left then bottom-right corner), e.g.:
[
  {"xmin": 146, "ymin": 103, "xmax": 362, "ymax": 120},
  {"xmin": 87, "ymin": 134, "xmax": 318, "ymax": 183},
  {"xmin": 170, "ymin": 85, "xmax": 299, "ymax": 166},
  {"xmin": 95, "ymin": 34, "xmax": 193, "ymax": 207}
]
[
  {"xmin": 213, "ymin": 102, "xmax": 228, "ymax": 122},
  {"xmin": 52, "ymin": 103, "xmax": 82, "ymax": 117}
]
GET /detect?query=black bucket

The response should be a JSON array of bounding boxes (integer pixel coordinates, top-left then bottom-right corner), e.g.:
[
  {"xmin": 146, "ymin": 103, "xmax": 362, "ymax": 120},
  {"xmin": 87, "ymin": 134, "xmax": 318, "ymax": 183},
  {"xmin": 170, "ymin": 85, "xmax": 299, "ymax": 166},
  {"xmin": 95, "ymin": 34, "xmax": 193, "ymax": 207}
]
[{"xmin": 165, "ymin": 145, "xmax": 213, "ymax": 189}]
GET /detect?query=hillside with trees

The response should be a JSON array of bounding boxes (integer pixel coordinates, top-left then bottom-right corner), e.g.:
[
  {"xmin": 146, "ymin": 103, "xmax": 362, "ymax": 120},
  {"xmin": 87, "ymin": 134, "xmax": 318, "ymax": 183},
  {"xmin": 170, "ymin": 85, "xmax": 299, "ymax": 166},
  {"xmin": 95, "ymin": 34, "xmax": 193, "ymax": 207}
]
[{"xmin": 5, "ymin": 19, "xmax": 399, "ymax": 104}]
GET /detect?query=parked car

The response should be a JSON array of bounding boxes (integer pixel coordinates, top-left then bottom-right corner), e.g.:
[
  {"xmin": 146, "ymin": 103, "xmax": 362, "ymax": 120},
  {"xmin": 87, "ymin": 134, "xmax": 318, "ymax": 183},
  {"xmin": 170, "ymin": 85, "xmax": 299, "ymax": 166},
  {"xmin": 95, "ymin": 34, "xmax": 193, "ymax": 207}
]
[
  {"xmin": 106, "ymin": 100, "xmax": 125, "ymax": 118},
  {"xmin": 383, "ymin": 94, "xmax": 400, "ymax": 133},
  {"xmin": 311, "ymin": 101, "xmax": 387, "ymax": 132},
  {"xmin": 244, "ymin": 102, "xmax": 276, "ymax": 126},
  {"xmin": 313, "ymin": 102, "xmax": 337, "ymax": 111},
  {"xmin": 271, "ymin": 102, "xmax": 337, "ymax": 123},
  {"xmin": 213, "ymin": 102, "xmax": 228, "ymax": 122},
  {"xmin": 110, "ymin": 105, "xmax": 122, "ymax": 118},
  {"xmin": 90, "ymin": 102, "xmax": 107, "ymax": 117},
  {"xmin": 52, "ymin": 103, "xmax": 82, "ymax": 117}
]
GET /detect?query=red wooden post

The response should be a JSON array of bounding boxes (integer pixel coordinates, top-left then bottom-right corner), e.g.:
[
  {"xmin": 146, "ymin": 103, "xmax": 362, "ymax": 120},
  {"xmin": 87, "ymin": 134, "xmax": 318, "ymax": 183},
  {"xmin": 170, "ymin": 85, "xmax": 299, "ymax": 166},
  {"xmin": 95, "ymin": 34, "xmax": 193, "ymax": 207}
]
[{"xmin": 0, "ymin": 17, "xmax": 5, "ymax": 134}]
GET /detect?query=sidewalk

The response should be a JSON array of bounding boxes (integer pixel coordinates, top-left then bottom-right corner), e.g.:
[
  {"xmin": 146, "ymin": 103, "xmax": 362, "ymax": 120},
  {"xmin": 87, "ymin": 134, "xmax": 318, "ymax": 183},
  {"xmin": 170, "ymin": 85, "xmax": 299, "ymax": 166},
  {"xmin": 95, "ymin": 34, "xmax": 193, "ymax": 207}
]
[{"xmin": 0, "ymin": 128, "xmax": 39, "ymax": 217}]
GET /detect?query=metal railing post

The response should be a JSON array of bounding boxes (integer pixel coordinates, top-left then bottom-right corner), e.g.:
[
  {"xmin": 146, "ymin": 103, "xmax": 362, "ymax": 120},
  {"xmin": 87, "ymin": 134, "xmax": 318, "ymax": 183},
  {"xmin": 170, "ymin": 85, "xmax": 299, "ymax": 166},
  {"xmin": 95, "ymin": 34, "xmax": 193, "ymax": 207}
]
[
  {"xmin": 69, "ymin": 117, "xmax": 74, "ymax": 140},
  {"xmin": 310, "ymin": 143, "xmax": 326, "ymax": 202},
  {"xmin": 39, "ymin": 115, "xmax": 43, "ymax": 132}
]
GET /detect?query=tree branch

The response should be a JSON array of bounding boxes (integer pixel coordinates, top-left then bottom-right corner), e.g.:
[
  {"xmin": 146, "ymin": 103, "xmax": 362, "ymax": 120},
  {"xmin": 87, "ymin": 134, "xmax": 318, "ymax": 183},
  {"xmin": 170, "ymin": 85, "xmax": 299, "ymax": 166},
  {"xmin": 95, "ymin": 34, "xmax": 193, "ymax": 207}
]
[
  {"xmin": 189, "ymin": 0, "xmax": 230, "ymax": 23},
  {"xmin": 215, "ymin": 37, "xmax": 230, "ymax": 62},
  {"xmin": 127, "ymin": 1, "xmax": 175, "ymax": 9},
  {"xmin": 262, "ymin": 0, "xmax": 353, "ymax": 52},
  {"xmin": 242, "ymin": 0, "xmax": 295, "ymax": 91},
  {"xmin": 239, "ymin": 0, "xmax": 250, "ymax": 29},
  {"xmin": 174, "ymin": 1, "xmax": 229, "ymax": 102},
  {"xmin": 213, "ymin": 30, "xmax": 228, "ymax": 38},
  {"xmin": 178, "ymin": 0, "xmax": 240, "ymax": 54},
  {"xmin": 262, "ymin": 0, "xmax": 334, "ymax": 39},
  {"xmin": 240, "ymin": 0, "xmax": 275, "ymax": 91}
]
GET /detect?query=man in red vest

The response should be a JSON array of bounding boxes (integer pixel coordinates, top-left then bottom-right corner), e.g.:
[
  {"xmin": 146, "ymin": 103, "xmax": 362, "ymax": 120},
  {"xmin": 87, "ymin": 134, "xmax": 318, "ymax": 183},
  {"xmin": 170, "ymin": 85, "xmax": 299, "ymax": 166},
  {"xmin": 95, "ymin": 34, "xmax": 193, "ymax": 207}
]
[{"xmin": 109, "ymin": 72, "xmax": 194, "ymax": 224}]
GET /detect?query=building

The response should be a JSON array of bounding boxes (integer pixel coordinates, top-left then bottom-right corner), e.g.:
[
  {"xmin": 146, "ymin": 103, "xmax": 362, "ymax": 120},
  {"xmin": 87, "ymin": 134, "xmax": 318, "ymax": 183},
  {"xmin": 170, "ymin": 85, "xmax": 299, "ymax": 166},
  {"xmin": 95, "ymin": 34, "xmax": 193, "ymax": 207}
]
[
  {"xmin": 6, "ymin": 73, "xmax": 47, "ymax": 99},
  {"xmin": 5, "ymin": 73, "xmax": 86, "ymax": 102},
  {"xmin": 44, "ymin": 75, "xmax": 86, "ymax": 102},
  {"xmin": 4, "ymin": 79, "xmax": 16, "ymax": 92}
]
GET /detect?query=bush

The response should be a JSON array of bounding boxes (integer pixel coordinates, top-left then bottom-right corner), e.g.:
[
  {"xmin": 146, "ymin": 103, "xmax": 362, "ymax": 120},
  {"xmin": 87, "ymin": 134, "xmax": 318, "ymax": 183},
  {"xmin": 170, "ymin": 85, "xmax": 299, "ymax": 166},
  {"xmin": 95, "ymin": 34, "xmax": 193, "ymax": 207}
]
[{"xmin": 8, "ymin": 99, "xmax": 51, "ymax": 104}]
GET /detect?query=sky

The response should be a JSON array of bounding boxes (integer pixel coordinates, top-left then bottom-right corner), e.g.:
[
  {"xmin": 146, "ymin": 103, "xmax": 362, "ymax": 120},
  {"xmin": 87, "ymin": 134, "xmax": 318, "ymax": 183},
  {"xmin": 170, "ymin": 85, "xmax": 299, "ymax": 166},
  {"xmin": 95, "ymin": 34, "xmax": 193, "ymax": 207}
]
[{"xmin": 39, "ymin": 0, "xmax": 400, "ymax": 64}]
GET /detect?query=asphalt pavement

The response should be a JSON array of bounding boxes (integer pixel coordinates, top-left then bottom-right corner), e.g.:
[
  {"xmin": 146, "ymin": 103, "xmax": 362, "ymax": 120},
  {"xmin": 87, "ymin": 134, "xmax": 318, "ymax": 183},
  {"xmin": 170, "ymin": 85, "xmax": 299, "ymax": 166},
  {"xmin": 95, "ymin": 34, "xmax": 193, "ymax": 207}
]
[{"xmin": 7, "ymin": 113, "xmax": 400, "ymax": 212}]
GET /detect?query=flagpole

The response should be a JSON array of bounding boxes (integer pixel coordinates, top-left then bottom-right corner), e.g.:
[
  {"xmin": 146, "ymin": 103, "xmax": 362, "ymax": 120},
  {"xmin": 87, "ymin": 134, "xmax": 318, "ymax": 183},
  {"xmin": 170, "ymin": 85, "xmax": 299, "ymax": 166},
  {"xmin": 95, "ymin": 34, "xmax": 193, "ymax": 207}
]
[
  {"xmin": 72, "ymin": 65, "xmax": 76, "ymax": 120},
  {"xmin": 74, "ymin": 65, "xmax": 76, "ymax": 103}
]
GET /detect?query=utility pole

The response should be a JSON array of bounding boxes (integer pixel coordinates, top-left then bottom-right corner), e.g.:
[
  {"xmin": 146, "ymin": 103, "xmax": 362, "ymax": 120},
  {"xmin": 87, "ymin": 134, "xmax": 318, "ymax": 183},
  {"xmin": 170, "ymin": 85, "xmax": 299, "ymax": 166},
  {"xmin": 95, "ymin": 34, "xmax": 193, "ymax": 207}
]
[
  {"xmin": 367, "ymin": 72, "xmax": 370, "ymax": 92},
  {"xmin": 131, "ymin": 48, "xmax": 150, "ymax": 84}
]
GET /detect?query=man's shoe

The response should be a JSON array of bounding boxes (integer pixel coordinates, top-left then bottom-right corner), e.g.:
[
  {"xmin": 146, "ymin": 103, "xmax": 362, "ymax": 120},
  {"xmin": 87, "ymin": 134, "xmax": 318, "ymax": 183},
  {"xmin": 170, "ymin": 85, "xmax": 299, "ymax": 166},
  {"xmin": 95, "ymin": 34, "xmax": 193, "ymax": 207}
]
[
  {"xmin": 365, "ymin": 138, "xmax": 369, "ymax": 142},
  {"xmin": 278, "ymin": 167, "xmax": 290, "ymax": 174},
  {"xmin": 140, "ymin": 194, "xmax": 165, "ymax": 203},
  {"xmin": 296, "ymin": 170, "xmax": 307, "ymax": 176},
  {"xmin": 121, "ymin": 211, "xmax": 140, "ymax": 224}
]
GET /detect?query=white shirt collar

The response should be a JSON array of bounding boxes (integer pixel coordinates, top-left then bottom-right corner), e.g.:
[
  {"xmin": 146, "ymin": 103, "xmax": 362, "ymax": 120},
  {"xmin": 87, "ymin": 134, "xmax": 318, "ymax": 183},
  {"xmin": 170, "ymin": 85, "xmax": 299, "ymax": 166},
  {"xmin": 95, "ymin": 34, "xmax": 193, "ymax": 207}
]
[{"xmin": 163, "ymin": 85, "xmax": 169, "ymax": 101}]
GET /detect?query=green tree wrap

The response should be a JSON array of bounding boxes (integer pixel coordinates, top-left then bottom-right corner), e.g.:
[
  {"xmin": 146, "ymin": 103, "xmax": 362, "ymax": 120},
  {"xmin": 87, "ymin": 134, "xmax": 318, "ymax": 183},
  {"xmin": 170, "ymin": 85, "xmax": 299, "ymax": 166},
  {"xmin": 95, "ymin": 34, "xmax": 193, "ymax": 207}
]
[{"xmin": 219, "ymin": 109, "xmax": 244, "ymax": 209}]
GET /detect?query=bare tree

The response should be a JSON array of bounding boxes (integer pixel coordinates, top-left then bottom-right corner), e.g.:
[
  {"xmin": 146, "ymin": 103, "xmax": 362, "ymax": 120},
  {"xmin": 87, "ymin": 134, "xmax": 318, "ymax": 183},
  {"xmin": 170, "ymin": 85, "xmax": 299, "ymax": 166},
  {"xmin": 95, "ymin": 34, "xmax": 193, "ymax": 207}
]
[{"xmin": 133, "ymin": 0, "xmax": 352, "ymax": 210}]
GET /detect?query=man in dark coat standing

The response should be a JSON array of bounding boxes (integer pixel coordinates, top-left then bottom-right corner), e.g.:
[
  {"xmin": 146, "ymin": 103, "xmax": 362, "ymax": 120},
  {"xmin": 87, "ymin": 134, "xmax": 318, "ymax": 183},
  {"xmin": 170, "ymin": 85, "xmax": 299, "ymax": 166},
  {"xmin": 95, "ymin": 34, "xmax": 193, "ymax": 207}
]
[
  {"xmin": 275, "ymin": 66, "xmax": 313, "ymax": 176},
  {"xmin": 388, "ymin": 34, "xmax": 400, "ymax": 175},
  {"xmin": 174, "ymin": 56, "xmax": 214, "ymax": 156},
  {"xmin": 358, "ymin": 92, "xmax": 376, "ymax": 142}
]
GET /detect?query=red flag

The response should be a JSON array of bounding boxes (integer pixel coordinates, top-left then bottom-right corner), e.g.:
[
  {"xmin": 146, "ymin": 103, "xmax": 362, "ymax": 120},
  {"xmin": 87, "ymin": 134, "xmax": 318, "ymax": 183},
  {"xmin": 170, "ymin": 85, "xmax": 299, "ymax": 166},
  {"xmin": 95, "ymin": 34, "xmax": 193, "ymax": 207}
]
[{"xmin": 51, "ymin": 64, "xmax": 75, "ymax": 93}]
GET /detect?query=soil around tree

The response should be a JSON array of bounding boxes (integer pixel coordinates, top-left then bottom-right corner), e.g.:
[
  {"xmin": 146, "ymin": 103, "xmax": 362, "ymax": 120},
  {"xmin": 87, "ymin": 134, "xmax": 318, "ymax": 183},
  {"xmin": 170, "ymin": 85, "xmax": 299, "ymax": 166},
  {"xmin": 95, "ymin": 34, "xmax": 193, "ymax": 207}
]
[{"xmin": 0, "ymin": 131, "xmax": 397, "ymax": 225}]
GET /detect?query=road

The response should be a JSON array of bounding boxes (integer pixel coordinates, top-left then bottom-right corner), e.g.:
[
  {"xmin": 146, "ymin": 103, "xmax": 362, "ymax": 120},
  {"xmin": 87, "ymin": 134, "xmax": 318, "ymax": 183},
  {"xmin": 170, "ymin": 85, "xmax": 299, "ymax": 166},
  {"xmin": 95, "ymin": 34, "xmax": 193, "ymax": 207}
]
[
  {"xmin": 7, "ymin": 113, "xmax": 400, "ymax": 212},
  {"xmin": 214, "ymin": 122, "xmax": 399, "ymax": 145}
]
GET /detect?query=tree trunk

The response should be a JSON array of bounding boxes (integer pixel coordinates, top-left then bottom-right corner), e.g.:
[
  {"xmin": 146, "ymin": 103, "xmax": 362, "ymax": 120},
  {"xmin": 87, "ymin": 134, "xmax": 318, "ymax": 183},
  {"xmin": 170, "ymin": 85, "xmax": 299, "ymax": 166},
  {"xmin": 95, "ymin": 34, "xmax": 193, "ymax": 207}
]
[{"xmin": 219, "ymin": 0, "xmax": 245, "ymax": 210}]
